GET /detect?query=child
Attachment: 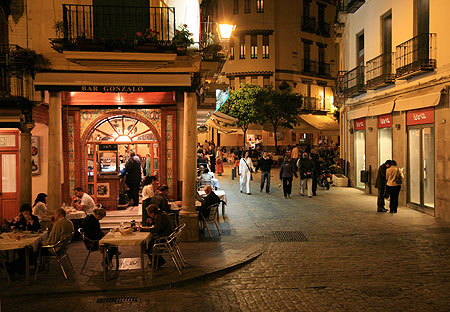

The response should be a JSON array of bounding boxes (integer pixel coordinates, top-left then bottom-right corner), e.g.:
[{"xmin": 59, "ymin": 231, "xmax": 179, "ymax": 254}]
[{"xmin": 232, "ymin": 156, "xmax": 239, "ymax": 180}]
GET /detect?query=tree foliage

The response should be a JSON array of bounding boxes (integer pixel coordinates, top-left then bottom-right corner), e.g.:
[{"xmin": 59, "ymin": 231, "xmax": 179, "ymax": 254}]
[
  {"xmin": 259, "ymin": 86, "xmax": 303, "ymax": 153},
  {"xmin": 219, "ymin": 84, "xmax": 265, "ymax": 147}
]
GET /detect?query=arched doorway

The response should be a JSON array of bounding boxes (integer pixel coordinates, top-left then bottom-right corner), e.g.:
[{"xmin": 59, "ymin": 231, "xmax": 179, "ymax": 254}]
[{"xmin": 81, "ymin": 111, "xmax": 161, "ymax": 206}]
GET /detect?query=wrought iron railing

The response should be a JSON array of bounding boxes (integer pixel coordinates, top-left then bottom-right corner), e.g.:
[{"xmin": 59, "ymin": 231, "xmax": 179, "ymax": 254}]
[
  {"xmin": 303, "ymin": 59, "xmax": 317, "ymax": 74},
  {"xmin": 366, "ymin": 52, "xmax": 395, "ymax": 89},
  {"xmin": 54, "ymin": 4, "xmax": 176, "ymax": 51},
  {"xmin": 395, "ymin": 33, "xmax": 436, "ymax": 78},
  {"xmin": 0, "ymin": 45, "xmax": 35, "ymax": 97},
  {"xmin": 317, "ymin": 21, "xmax": 330, "ymax": 37},
  {"xmin": 302, "ymin": 59, "xmax": 331, "ymax": 78},
  {"xmin": 343, "ymin": 65, "xmax": 366, "ymax": 97},
  {"xmin": 303, "ymin": 97, "xmax": 318, "ymax": 110},
  {"xmin": 301, "ymin": 16, "xmax": 316, "ymax": 33},
  {"xmin": 318, "ymin": 62, "xmax": 331, "ymax": 77}
]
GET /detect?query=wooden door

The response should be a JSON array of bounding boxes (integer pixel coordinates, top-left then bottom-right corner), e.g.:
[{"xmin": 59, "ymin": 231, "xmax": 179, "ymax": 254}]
[{"xmin": 0, "ymin": 131, "xmax": 20, "ymax": 224}]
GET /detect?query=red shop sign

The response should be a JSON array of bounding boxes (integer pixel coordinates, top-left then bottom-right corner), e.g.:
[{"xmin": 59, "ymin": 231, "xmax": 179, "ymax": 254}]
[
  {"xmin": 378, "ymin": 114, "xmax": 392, "ymax": 128},
  {"xmin": 354, "ymin": 118, "xmax": 365, "ymax": 131},
  {"xmin": 406, "ymin": 107, "xmax": 434, "ymax": 126}
]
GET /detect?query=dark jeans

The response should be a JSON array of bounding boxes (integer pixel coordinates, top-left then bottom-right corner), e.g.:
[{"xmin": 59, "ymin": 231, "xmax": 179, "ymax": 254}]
[
  {"xmin": 232, "ymin": 167, "xmax": 236, "ymax": 180},
  {"xmin": 282, "ymin": 177, "xmax": 293, "ymax": 197},
  {"xmin": 312, "ymin": 176, "xmax": 318, "ymax": 195},
  {"xmin": 260, "ymin": 171, "xmax": 270, "ymax": 192},
  {"xmin": 142, "ymin": 198, "xmax": 152, "ymax": 225},
  {"xmin": 377, "ymin": 186, "xmax": 386, "ymax": 210},
  {"xmin": 126, "ymin": 182, "xmax": 140, "ymax": 206},
  {"xmin": 386, "ymin": 185, "xmax": 401, "ymax": 213}
]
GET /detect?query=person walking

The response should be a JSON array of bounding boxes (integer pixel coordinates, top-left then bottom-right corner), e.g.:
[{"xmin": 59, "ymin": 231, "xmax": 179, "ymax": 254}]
[
  {"xmin": 215, "ymin": 147, "xmax": 224, "ymax": 176},
  {"xmin": 311, "ymin": 153, "xmax": 321, "ymax": 196},
  {"xmin": 121, "ymin": 151, "xmax": 142, "ymax": 207},
  {"xmin": 291, "ymin": 144, "xmax": 300, "ymax": 165},
  {"xmin": 375, "ymin": 160, "xmax": 391, "ymax": 212},
  {"xmin": 386, "ymin": 160, "xmax": 403, "ymax": 213},
  {"xmin": 280, "ymin": 156, "xmax": 297, "ymax": 198},
  {"xmin": 256, "ymin": 151, "xmax": 274, "ymax": 193},
  {"xmin": 298, "ymin": 152, "xmax": 314, "ymax": 198},
  {"xmin": 207, "ymin": 145, "xmax": 216, "ymax": 173},
  {"xmin": 239, "ymin": 151, "xmax": 255, "ymax": 195}
]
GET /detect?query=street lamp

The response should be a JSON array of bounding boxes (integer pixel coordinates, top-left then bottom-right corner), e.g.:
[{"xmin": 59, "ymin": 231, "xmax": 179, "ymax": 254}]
[{"xmin": 217, "ymin": 24, "xmax": 236, "ymax": 41}]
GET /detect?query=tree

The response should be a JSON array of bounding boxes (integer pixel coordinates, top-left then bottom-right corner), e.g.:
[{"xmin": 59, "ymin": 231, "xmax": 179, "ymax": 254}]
[
  {"xmin": 219, "ymin": 84, "xmax": 265, "ymax": 147},
  {"xmin": 259, "ymin": 86, "xmax": 303, "ymax": 153}
]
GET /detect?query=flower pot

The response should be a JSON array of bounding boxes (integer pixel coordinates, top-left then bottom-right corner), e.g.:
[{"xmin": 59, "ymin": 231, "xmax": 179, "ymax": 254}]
[
  {"xmin": 175, "ymin": 44, "xmax": 187, "ymax": 55},
  {"xmin": 134, "ymin": 43, "xmax": 158, "ymax": 52}
]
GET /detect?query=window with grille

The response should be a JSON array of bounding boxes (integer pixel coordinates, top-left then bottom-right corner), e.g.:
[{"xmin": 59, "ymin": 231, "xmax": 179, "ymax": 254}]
[
  {"xmin": 234, "ymin": 0, "xmax": 239, "ymax": 14},
  {"xmin": 263, "ymin": 75, "xmax": 270, "ymax": 87},
  {"xmin": 230, "ymin": 40, "xmax": 235, "ymax": 60},
  {"xmin": 251, "ymin": 76, "xmax": 258, "ymax": 85},
  {"xmin": 240, "ymin": 36, "xmax": 246, "ymax": 59},
  {"xmin": 256, "ymin": 0, "xmax": 264, "ymax": 13},
  {"xmin": 245, "ymin": 0, "xmax": 251, "ymax": 13},
  {"xmin": 251, "ymin": 35, "xmax": 257, "ymax": 59},
  {"xmin": 229, "ymin": 77, "xmax": 235, "ymax": 90},
  {"xmin": 262, "ymin": 34, "xmax": 269, "ymax": 59}
]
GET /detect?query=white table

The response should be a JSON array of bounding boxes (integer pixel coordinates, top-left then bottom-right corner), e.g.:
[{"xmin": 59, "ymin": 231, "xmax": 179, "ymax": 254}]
[
  {"xmin": 0, "ymin": 231, "xmax": 48, "ymax": 285},
  {"xmin": 99, "ymin": 231, "xmax": 152, "ymax": 281},
  {"xmin": 65, "ymin": 210, "xmax": 86, "ymax": 220}
]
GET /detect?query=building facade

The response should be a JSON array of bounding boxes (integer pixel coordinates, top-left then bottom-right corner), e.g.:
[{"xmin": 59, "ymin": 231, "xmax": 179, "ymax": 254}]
[
  {"xmin": 204, "ymin": 0, "xmax": 339, "ymax": 149},
  {"xmin": 336, "ymin": 0, "xmax": 450, "ymax": 221}
]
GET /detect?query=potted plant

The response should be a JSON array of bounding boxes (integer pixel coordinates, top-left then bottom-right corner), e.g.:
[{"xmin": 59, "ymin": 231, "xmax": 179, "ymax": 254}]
[
  {"xmin": 172, "ymin": 24, "xmax": 194, "ymax": 55},
  {"xmin": 50, "ymin": 19, "xmax": 66, "ymax": 51},
  {"xmin": 134, "ymin": 28, "xmax": 159, "ymax": 51},
  {"xmin": 75, "ymin": 33, "xmax": 105, "ymax": 51}
]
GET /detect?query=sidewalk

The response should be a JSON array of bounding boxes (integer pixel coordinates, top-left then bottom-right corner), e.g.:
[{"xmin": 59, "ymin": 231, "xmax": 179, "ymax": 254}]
[{"xmin": 0, "ymin": 166, "xmax": 264, "ymax": 297}]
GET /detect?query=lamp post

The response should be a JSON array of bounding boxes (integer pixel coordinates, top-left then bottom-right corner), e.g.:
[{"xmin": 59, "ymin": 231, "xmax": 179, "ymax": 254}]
[{"xmin": 217, "ymin": 24, "xmax": 236, "ymax": 41}]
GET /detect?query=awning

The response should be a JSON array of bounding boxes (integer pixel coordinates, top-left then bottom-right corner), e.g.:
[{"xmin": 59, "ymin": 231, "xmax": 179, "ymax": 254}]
[
  {"xmin": 211, "ymin": 111, "xmax": 238, "ymax": 125},
  {"xmin": 394, "ymin": 86, "xmax": 445, "ymax": 111},
  {"xmin": 299, "ymin": 114, "xmax": 339, "ymax": 131},
  {"xmin": 346, "ymin": 106, "xmax": 369, "ymax": 120},
  {"xmin": 206, "ymin": 118, "xmax": 238, "ymax": 134},
  {"xmin": 367, "ymin": 99, "xmax": 395, "ymax": 116}
]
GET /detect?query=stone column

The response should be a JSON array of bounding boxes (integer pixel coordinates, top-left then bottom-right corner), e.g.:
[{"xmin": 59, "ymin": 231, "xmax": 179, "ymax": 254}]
[
  {"xmin": 19, "ymin": 121, "xmax": 34, "ymax": 207},
  {"xmin": 47, "ymin": 92, "xmax": 62, "ymax": 213},
  {"xmin": 179, "ymin": 91, "xmax": 199, "ymax": 241}
]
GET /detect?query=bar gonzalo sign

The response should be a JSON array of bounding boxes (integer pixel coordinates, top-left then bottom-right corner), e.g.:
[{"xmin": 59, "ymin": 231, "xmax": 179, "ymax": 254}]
[{"xmin": 81, "ymin": 86, "xmax": 144, "ymax": 92}]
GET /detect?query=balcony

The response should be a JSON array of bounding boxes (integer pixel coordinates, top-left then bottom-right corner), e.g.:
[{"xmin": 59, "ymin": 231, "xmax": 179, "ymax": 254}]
[
  {"xmin": 301, "ymin": 16, "xmax": 316, "ymax": 33},
  {"xmin": 303, "ymin": 97, "xmax": 318, "ymax": 110},
  {"xmin": 302, "ymin": 59, "xmax": 332, "ymax": 78},
  {"xmin": 345, "ymin": 0, "xmax": 365, "ymax": 13},
  {"xmin": 317, "ymin": 21, "xmax": 330, "ymax": 38},
  {"xmin": 51, "ymin": 4, "xmax": 176, "ymax": 53},
  {"xmin": 342, "ymin": 65, "xmax": 366, "ymax": 97},
  {"xmin": 395, "ymin": 33, "xmax": 436, "ymax": 79},
  {"xmin": 366, "ymin": 52, "xmax": 395, "ymax": 89},
  {"xmin": 0, "ymin": 45, "xmax": 35, "ymax": 98},
  {"xmin": 302, "ymin": 59, "xmax": 317, "ymax": 75}
]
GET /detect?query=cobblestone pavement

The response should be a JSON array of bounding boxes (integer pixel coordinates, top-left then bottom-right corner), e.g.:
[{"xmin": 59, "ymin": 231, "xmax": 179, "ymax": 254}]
[{"xmin": 3, "ymin": 166, "xmax": 450, "ymax": 312}]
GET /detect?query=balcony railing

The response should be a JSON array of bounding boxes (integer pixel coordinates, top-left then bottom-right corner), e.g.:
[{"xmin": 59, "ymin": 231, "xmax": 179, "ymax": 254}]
[
  {"xmin": 317, "ymin": 21, "xmax": 330, "ymax": 38},
  {"xmin": 302, "ymin": 59, "xmax": 332, "ymax": 78},
  {"xmin": 395, "ymin": 33, "xmax": 436, "ymax": 79},
  {"xmin": 303, "ymin": 97, "xmax": 318, "ymax": 110},
  {"xmin": 0, "ymin": 45, "xmax": 35, "ymax": 97},
  {"xmin": 343, "ymin": 65, "xmax": 366, "ymax": 97},
  {"xmin": 301, "ymin": 16, "xmax": 316, "ymax": 33},
  {"xmin": 52, "ymin": 4, "xmax": 176, "ymax": 52},
  {"xmin": 366, "ymin": 52, "xmax": 395, "ymax": 89}
]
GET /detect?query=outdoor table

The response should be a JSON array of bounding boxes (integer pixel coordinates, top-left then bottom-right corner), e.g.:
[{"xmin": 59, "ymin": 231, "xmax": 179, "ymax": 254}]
[
  {"xmin": 64, "ymin": 209, "xmax": 86, "ymax": 220},
  {"xmin": 99, "ymin": 231, "xmax": 152, "ymax": 281},
  {"xmin": 198, "ymin": 190, "xmax": 227, "ymax": 220},
  {"xmin": 0, "ymin": 231, "xmax": 48, "ymax": 285}
]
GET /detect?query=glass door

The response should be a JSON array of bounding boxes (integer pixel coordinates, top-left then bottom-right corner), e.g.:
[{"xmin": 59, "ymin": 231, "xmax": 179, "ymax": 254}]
[
  {"xmin": 354, "ymin": 130, "xmax": 366, "ymax": 188},
  {"xmin": 408, "ymin": 126, "xmax": 434, "ymax": 209}
]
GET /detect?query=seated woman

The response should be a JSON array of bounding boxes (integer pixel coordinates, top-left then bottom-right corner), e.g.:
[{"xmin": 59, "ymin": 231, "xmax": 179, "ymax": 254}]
[
  {"xmin": 13, "ymin": 204, "xmax": 40, "ymax": 232},
  {"xmin": 141, "ymin": 175, "xmax": 158, "ymax": 225},
  {"xmin": 32, "ymin": 193, "xmax": 48, "ymax": 221},
  {"xmin": 82, "ymin": 208, "xmax": 118, "ymax": 265},
  {"xmin": 144, "ymin": 204, "xmax": 173, "ymax": 267}
]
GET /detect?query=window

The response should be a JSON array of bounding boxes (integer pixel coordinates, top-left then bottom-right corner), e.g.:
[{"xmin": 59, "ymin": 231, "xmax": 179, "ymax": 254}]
[
  {"xmin": 239, "ymin": 36, "xmax": 246, "ymax": 59},
  {"xmin": 318, "ymin": 4, "xmax": 325, "ymax": 22},
  {"xmin": 251, "ymin": 35, "xmax": 257, "ymax": 59},
  {"xmin": 229, "ymin": 78, "xmax": 235, "ymax": 90},
  {"xmin": 251, "ymin": 76, "xmax": 258, "ymax": 85},
  {"xmin": 256, "ymin": 0, "xmax": 264, "ymax": 13},
  {"xmin": 303, "ymin": 0, "xmax": 310, "ymax": 17},
  {"xmin": 230, "ymin": 40, "xmax": 235, "ymax": 60},
  {"xmin": 263, "ymin": 75, "xmax": 270, "ymax": 87},
  {"xmin": 357, "ymin": 31, "xmax": 364, "ymax": 67},
  {"xmin": 234, "ymin": 0, "xmax": 239, "ymax": 14},
  {"xmin": 303, "ymin": 42, "xmax": 311, "ymax": 72},
  {"xmin": 245, "ymin": 0, "xmax": 251, "ymax": 13},
  {"xmin": 262, "ymin": 34, "xmax": 269, "ymax": 59}
]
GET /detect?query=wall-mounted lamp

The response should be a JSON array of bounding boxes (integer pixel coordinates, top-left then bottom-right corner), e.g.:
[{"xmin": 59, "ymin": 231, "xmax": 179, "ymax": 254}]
[
  {"xmin": 217, "ymin": 24, "xmax": 236, "ymax": 40},
  {"xmin": 442, "ymin": 119, "xmax": 446, "ymax": 124},
  {"xmin": 395, "ymin": 124, "xmax": 401, "ymax": 130}
]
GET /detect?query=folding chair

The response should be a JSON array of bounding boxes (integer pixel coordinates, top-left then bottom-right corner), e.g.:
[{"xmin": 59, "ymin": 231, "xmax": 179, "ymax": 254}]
[
  {"xmin": 199, "ymin": 203, "xmax": 221, "ymax": 238},
  {"xmin": 35, "ymin": 232, "xmax": 74, "ymax": 280},
  {"xmin": 151, "ymin": 234, "xmax": 183, "ymax": 275},
  {"xmin": 172, "ymin": 223, "xmax": 186, "ymax": 268}
]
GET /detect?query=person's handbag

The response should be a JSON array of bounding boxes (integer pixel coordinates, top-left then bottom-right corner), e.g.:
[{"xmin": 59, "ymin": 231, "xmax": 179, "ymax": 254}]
[{"xmin": 394, "ymin": 168, "xmax": 403, "ymax": 185}]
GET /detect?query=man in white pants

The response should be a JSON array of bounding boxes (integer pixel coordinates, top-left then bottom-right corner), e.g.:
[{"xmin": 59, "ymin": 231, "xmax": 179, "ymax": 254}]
[{"xmin": 239, "ymin": 151, "xmax": 255, "ymax": 195}]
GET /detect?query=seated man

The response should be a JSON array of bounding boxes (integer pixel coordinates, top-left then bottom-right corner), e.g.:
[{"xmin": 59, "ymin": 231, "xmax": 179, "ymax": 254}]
[
  {"xmin": 144, "ymin": 204, "xmax": 174, "ymax": 267},
  {"xmin": 150, "ymin": 185, "xmax": 171, "ymax": 214},
  {"xmin": 82, "ymin": 208, "xmax": 118, "ymax": 265},
  {"xmin": 71, "ymin": 187, "xmax": 95, "ymax": 214},
  {"xmin": 13, "ymin": 203, "xmax": 40, "ymax": 232},
  {"xmin": 197, "ymin": 185, "xmax": 221, "ymax": 219},
  {"xmin": 198, "ymin": 168, "xmax": 213, "ymax": 184},
  {"xmin": 45, "ymin": 208, "xmax": 74, "ymax": 252}
]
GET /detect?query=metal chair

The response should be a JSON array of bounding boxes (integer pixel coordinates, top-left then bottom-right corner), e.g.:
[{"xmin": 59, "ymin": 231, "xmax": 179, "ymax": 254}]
[
  {"xmin": 35, "ymin": 232, "xmax": 74, "ymax": 280},
  {"xmin": 172, "ymin": 223, "xmax": 186, "ymax": 268},
  {"xmin": 78, "ymin": 228, "xmax": 100, "ymax": 274},
  {"xmin": 197, "ymin": 178, "xmax": 212, "ymax": 191},
  {"xmin": 151, "ymin": 233, "xmax": 183, "ymax": 275},
  {"xmin": 199, "ymin": 203, "xmax": 221, "ymax": 238}
]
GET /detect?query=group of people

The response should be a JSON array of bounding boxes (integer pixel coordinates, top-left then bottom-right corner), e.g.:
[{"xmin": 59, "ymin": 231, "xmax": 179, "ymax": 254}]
[
  {"xmin": 375, "ymin": 160, "xmax": 404, "ymax": 213},
  {"xmin": 196, "ymin": 141, "xmax": 225, "ymax": 176}
]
